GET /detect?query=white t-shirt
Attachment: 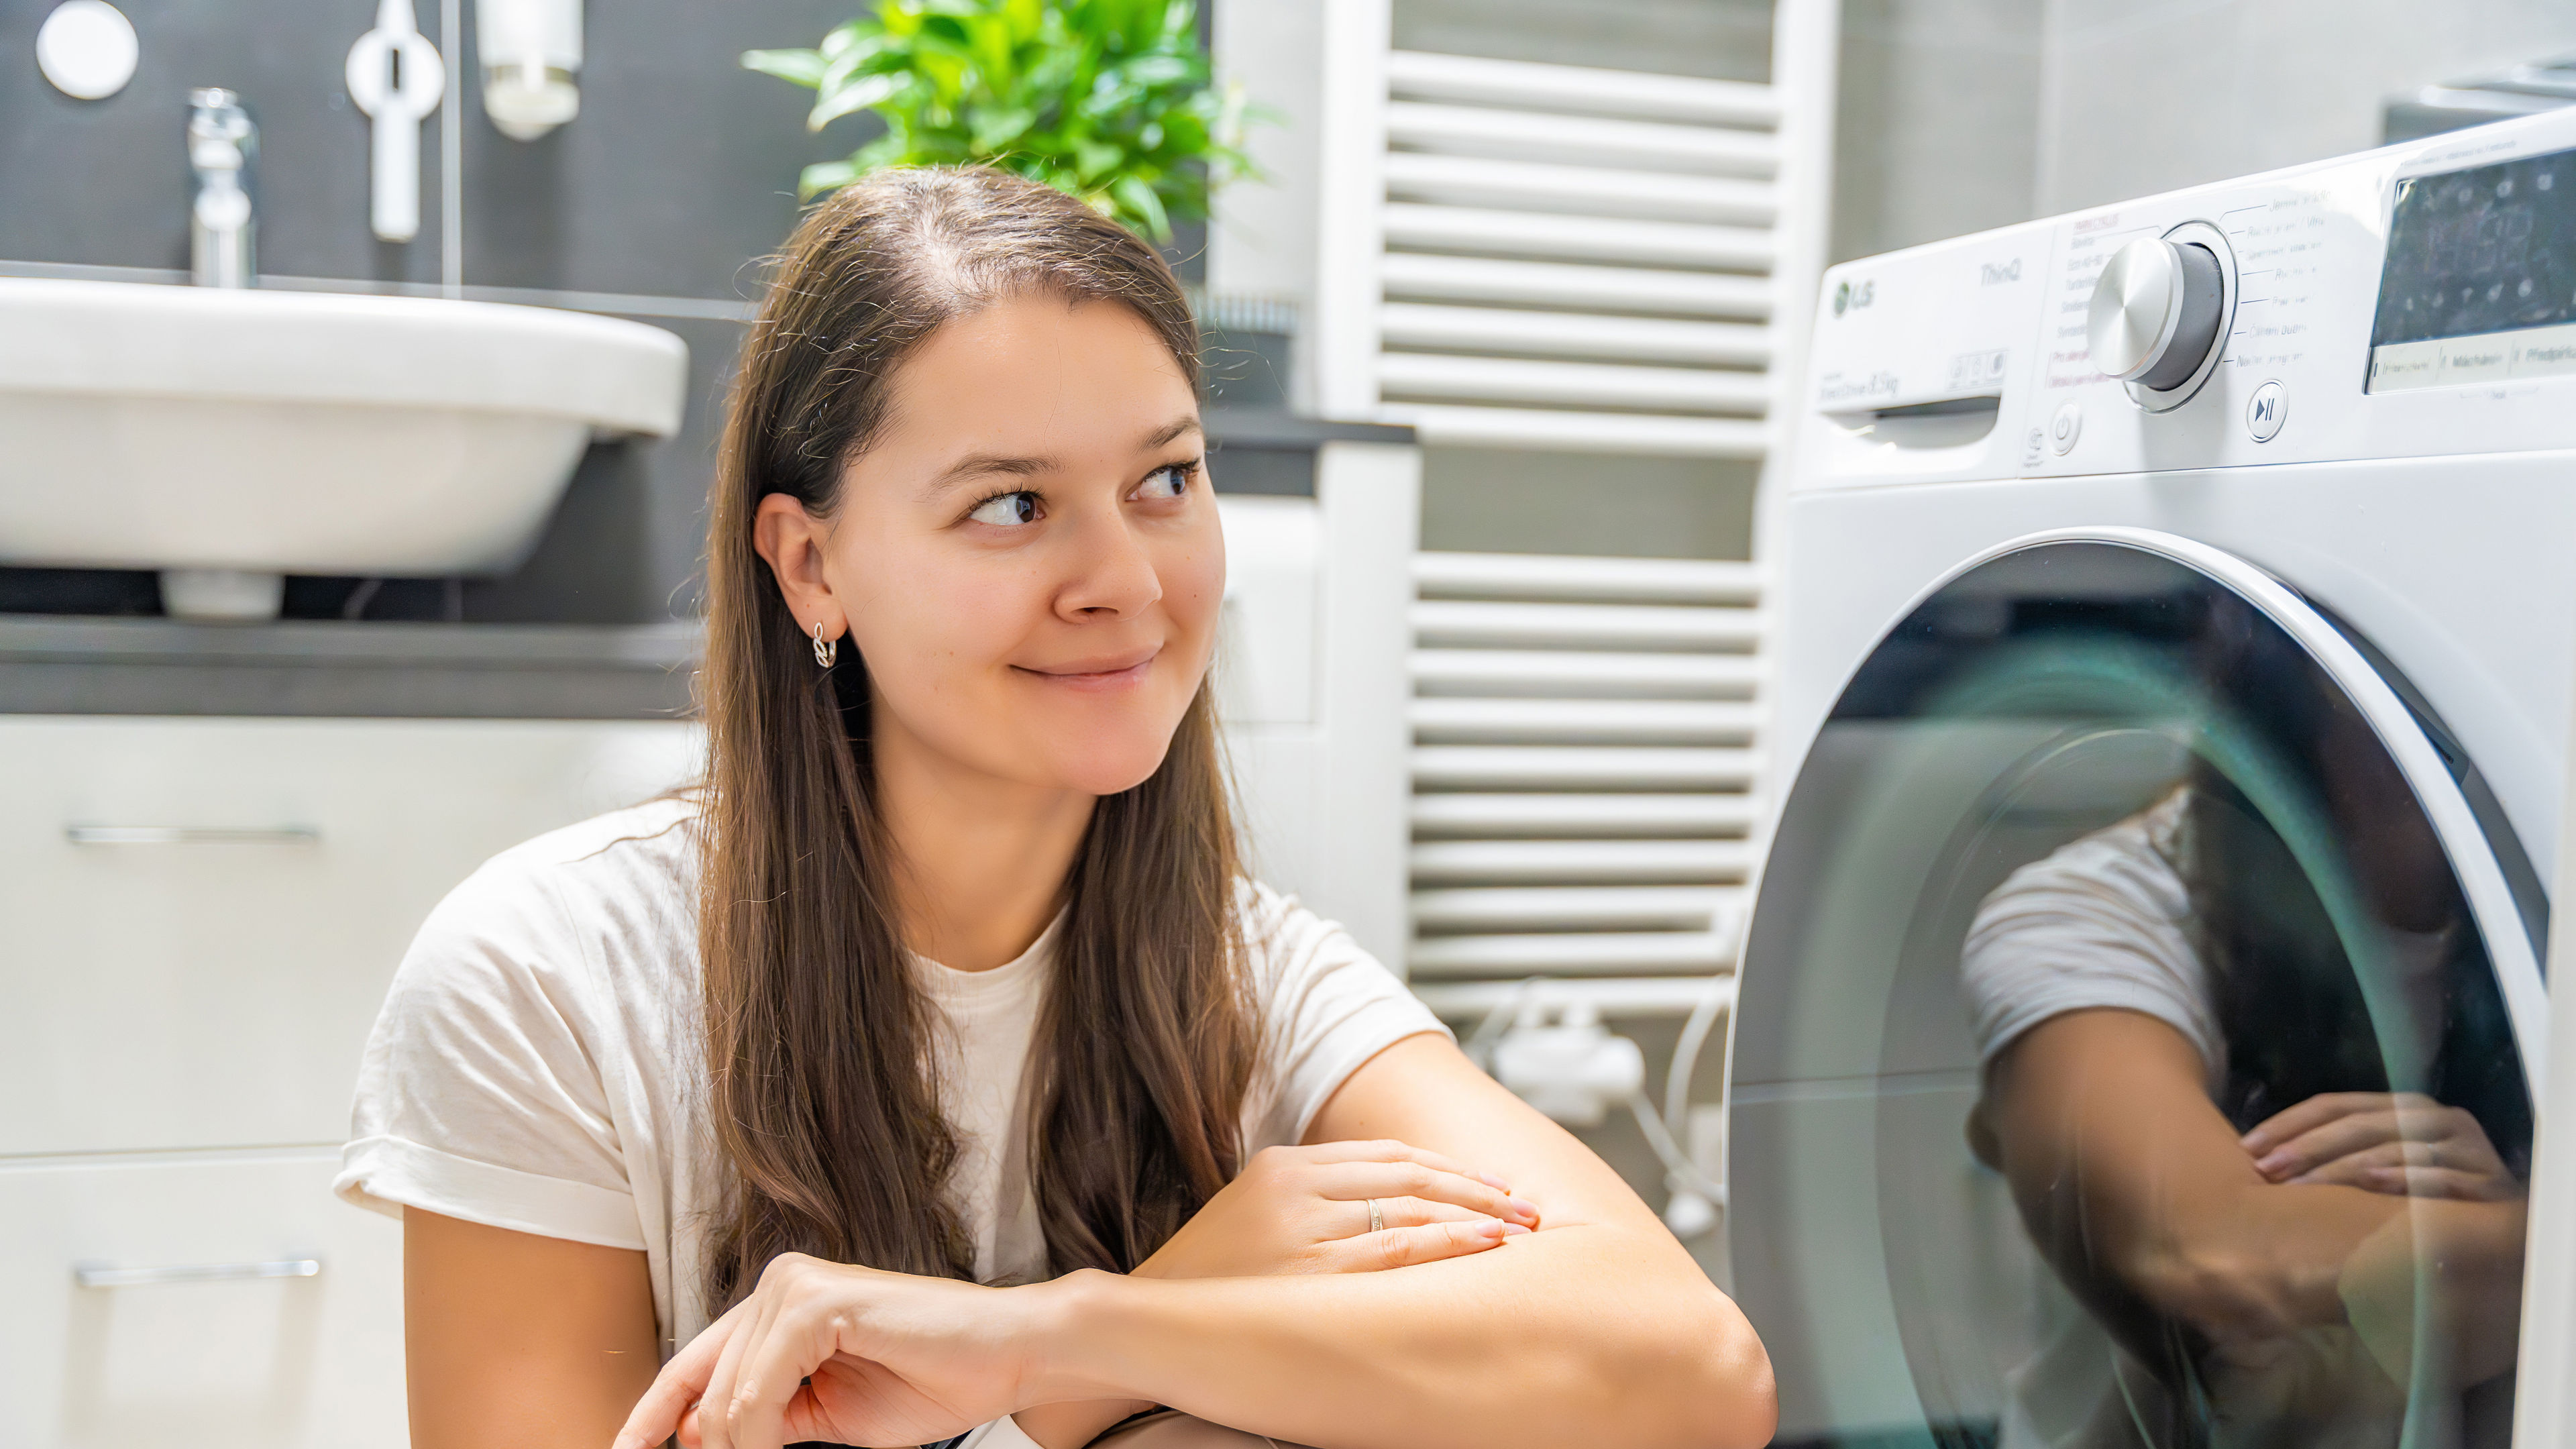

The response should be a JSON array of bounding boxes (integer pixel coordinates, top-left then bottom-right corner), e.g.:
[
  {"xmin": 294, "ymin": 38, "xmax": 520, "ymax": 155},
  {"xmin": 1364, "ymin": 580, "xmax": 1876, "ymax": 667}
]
[
  {"xmin": 1960, "ymin": 790, "xmax": 2223, "ymax": 1086},
  {"xmin": 335, "ymin": 795, "xmax": 1448, "ymax": 1352}
]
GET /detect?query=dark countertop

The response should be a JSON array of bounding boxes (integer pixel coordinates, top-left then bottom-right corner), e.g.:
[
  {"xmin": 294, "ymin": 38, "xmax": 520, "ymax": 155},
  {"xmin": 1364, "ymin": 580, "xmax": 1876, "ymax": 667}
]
[{"xmin": 0, "ymin": 619, "xmax": 701, "ymax": 719}]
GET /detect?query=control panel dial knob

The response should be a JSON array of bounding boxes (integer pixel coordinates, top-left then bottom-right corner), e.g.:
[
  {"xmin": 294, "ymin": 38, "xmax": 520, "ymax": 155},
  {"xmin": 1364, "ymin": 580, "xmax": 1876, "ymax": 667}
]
[{"xmin": 2088, "ymin": 236, "xmax": 2226, "ymax": 392}]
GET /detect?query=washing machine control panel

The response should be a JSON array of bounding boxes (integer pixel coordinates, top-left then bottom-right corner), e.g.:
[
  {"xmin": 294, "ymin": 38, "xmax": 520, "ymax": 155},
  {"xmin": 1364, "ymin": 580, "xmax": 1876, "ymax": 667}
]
[
  {"xmin": 2367, "ymin": 143, "xmax": 2576, "ymax": 392},
  {"xmin": 1799, "ymin": 106, "xmax": 2576, "ymax": 489}
]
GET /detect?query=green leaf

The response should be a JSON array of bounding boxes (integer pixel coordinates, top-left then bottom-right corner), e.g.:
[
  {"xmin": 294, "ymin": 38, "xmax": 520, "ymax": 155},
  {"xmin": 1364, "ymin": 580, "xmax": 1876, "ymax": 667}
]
[
  {"xmin": 1118, "ymin": 54, "xmax": 1193, "ymax": 87},
  {"xmin": 854, "ymin": 130, "xmax": 912, "ymax": 167},
  {"xmin": 741, "ymin": 48, "xmax": 827, "ymax": 89},
  {"xmin": 813, "ymin": 36, "xmax": 892, "ymax": 97},
  {"xmin": 817, "ymin": 19, "xmax": 877, "ymax": 60},
  {"xmin": 1109, "ymin": 172, "xmax": 1169, "ymax": 241},
  {"xmin": 808, "ymin": 71, "xmax": 906, "ymax": 131},
  {"xmin": 798, "ymin": 158, "xmax": 863, "ymax": 198},
  {"xmin": 1073, "ymin": 138, "xmax": 1120, "ymax": 182},
  {"xmin": 1159, "ymin": 109, "xmax": 1205, "ymax": 155},
  {"xmin": 967, "ymin": 103, "xmax": 1038, "ymax": 153}
]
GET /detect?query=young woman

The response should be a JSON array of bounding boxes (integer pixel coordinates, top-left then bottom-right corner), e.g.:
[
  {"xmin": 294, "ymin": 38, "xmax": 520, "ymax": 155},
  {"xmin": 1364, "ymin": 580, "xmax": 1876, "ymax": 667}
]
[{"xmin": 336, "ymin": 166, "xmax": 1773, "ymax": 1449}]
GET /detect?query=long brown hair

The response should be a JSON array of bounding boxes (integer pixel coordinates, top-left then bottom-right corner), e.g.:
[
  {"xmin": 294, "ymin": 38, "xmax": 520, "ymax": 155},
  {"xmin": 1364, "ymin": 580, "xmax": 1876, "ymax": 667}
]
[{"xmin": 696, "ymin": 167, "xmax": 1256, "ymax": 1308}]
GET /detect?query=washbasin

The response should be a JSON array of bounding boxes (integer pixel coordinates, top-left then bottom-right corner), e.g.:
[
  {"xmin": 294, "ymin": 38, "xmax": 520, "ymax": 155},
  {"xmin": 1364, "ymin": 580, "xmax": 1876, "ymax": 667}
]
[{"xmin": 0, "ymin": 277, "xmax": 689, "ymax": 619}]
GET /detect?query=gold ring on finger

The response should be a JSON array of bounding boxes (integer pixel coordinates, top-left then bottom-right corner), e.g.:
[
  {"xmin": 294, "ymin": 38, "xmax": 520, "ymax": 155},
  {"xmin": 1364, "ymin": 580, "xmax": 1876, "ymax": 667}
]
[{"xmin": 1366, "ymin": 1197, "xmax": 1385, "ymax": 1233}]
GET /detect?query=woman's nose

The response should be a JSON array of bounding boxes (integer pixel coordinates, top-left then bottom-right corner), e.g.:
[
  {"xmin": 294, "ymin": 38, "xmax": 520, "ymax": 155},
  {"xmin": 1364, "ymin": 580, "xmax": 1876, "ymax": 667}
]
[{"xmin": 1055, "ymin": 509, "xmax": 1164, "ymax": 621}]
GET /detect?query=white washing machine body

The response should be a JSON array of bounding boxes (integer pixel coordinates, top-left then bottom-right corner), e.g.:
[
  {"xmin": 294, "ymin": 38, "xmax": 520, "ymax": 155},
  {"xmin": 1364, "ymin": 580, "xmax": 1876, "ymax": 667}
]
[{"xmin": 1735, "ymin": 107, "xmax": 2576, "ymax": 1449}]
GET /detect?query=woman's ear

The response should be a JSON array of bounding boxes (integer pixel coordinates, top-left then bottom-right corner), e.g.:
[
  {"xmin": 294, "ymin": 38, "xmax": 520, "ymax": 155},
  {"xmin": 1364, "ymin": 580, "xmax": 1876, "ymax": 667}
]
[{"xmin": 752, "ymin": 493, "xmax": 847, "ymax": 641}]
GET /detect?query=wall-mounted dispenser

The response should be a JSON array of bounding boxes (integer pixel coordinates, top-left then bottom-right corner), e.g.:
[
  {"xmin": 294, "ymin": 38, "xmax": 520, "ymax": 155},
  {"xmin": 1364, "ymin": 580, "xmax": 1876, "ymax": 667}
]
[
  {"xmin": 345, "ymin": 0, "xmax": 445, "ymax": 242},
  {"xmin": 35, "ymin": 1, "xmax": 138, "ymax": 101},
  {"xmin": 477, "ymin": 0, "xmax": 580, "ymax": 141}
]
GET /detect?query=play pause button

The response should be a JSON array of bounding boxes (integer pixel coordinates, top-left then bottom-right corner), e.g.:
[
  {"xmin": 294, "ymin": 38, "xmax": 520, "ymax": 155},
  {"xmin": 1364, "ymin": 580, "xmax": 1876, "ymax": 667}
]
[{"xmin": 2245, "ymin": 379, "xmax": 2286, "ymax": 443}]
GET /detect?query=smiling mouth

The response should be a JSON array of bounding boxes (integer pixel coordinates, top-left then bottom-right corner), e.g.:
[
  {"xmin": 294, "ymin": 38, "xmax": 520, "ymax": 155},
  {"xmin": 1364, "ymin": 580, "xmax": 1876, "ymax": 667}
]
[{"xmin": 1015, "ymin": 647, "xmax": 1159, "ymax": 690}]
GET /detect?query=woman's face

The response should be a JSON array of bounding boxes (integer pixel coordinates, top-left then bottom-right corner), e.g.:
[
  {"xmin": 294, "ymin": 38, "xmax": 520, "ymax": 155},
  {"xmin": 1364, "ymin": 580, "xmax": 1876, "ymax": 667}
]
[{"xmin": 757, "ymin": 294, "xmax": 1222, "ymax": 798}]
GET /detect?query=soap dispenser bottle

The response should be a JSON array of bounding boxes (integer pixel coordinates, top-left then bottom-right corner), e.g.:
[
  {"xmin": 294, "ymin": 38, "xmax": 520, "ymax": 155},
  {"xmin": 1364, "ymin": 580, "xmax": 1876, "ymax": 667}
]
[{"xmin": 478, "ymin": 0, "xmax": 581, "ymax": 140}]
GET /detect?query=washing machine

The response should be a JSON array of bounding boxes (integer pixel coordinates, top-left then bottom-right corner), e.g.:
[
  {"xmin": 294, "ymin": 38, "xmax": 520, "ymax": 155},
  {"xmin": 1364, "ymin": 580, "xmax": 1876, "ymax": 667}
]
[{"xmin": 1731, "ymin": 105, "xmax": 2576, "ymax": 1448}]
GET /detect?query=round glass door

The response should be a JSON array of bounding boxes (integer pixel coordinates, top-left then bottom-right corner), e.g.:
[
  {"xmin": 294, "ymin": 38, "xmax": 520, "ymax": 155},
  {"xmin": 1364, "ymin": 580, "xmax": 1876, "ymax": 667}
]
[{"xmin": 1731, "ymin": 537, "xmax": 2539, "ymax": 1449}]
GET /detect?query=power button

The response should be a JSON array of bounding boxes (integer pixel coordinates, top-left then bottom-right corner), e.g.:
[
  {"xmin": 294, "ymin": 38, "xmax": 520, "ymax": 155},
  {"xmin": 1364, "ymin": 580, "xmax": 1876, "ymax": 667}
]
[
  {"xmin": 2049, "ymin": 402, "xmax": 2082, "ymax": 455},
  {"xmin": 2246, "ymin": 380, "xmax": 2287, "ymax": 443}
]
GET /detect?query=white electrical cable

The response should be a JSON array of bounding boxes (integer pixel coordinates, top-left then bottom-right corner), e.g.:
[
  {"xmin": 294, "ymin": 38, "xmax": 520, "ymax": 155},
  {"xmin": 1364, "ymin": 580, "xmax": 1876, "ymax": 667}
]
[
  {"xmin": 1665, "ymin": 974, "xmax": 1731, "ymax": 1138},
  {"xmin": 1628, "ymin": 1091, "xmax": 1727, "ymax": 1204},
  {"xmin": 1460, "ymin": 975, "xmax": 1545, "ymax": 1071},
  {"xmin": 1462, "ymin": 973, "xmax": 1731, "ymax": 1221}
]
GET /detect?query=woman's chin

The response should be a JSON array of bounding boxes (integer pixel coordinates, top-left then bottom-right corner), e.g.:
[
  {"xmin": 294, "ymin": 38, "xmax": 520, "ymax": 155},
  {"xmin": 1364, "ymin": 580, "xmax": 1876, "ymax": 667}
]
[{"xmin": 1030, "ymin": 733, "xmax": 1179, "ymax": 798}]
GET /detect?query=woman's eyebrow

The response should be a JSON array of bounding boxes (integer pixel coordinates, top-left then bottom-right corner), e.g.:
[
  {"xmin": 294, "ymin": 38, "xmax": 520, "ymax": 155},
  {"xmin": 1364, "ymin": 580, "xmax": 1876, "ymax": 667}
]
[
  {"xmin": 923, "ymin": 451, "xmax": 1057, "ymax": 496},
  {"xmin": 920, "ymin": 417, "xmax": 1203, "ymax": 496},
  {"xmin": 1143, "ymin": 416, "xmax": 1204, "ymax": 449}
]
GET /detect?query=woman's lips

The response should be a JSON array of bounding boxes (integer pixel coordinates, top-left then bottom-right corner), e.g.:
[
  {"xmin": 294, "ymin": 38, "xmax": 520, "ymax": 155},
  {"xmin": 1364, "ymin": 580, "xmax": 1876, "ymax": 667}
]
[{"xmin": 1015, "ymin": 647, "xmax": 1158, "ymax": 692}]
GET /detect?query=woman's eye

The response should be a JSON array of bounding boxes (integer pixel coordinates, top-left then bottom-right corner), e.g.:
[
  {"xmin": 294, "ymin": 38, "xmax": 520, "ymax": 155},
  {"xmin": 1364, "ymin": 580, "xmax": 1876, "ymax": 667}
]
[
  {"xmin": 1134, "ymin": 462, "xmax": 1195, "ymax": 501},
  {"xmin": 967, "ymin": 492, "xmax": 1040, "ymax": 527}
]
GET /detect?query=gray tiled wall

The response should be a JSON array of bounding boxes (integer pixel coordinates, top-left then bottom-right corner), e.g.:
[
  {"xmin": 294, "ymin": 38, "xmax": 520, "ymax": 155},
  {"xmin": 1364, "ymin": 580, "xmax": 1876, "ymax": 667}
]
[
  {"xmin": 2035, "ymin": 0, "xmax": 2576, "ymax": 213},
  {"xmin": 3, "ymin": 1, "xmax": 865, "ymax": 298},
  {"xmin": 3, "ymin": 0, "xmax": 870, "ymax": 623},
  {"xmin": 1832, "ymin": 0, "xmax": 2047, "ymax": 264},
  {"xmin": 456, "ymin": 0, "xmax": 869, "ymax": 300}
]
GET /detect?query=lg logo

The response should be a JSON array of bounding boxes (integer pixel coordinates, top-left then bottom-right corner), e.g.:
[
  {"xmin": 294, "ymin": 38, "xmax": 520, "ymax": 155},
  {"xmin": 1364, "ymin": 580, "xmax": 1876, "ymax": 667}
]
[{"xmin": 1833, "ymin": 278, "xmax": 1876, "ymax": 317}]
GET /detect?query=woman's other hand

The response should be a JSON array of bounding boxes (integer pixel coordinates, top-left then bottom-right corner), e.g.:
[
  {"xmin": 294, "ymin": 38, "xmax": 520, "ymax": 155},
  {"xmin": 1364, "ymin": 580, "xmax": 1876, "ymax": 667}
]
[
  {"xmin": 2242, "ymin": 1091, "xmax": 2520, "ymax": 1201},
  {"xmin": 1134, "ymin": 1139, "xmax": 1536, "ymax": 1281},
  {"xmin": 611, "ymin": 1255, "xmax": 1040, "ymax": 1449}
]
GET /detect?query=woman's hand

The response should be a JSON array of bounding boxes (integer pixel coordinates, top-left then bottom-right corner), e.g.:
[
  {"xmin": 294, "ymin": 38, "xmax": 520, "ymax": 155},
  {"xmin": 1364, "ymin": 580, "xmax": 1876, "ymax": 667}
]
[
  {"xmin": 1012, "ymin": 1138, "xmax": 1538, "ymax": 1447},
  {"xmin": 610, "ymin": 1254, "xmax": 1052, "ymax": 1449},
  {"xmin": 2242, "ymin": 1091, "xmax": 2520, "ymax": 1201},
  {"xmin": 1134, "ymin": 1139, "xmax": 1536, "ymax": 1281}
]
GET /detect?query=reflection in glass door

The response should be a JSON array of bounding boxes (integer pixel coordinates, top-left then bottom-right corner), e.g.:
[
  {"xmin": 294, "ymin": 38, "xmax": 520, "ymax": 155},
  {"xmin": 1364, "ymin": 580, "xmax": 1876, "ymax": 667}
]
[{"xmin": 1732, "ymin": 539, "xmax": 2537, "ymax": 1449}]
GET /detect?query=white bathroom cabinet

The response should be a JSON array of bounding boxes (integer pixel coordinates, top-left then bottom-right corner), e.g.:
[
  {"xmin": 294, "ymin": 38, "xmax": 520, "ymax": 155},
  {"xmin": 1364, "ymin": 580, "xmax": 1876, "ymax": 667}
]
[
  {"xmin": 0, "ymin": 714, "xmax": 700, "ymax": 1448},
  {"xmin": 0, "ymin": 1150, "xmax": 405, "ymax": 1449}
]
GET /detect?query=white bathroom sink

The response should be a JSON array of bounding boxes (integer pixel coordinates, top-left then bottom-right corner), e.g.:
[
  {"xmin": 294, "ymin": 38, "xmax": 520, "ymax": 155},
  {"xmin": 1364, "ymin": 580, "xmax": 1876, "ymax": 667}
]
[{"xmin": 0, "ymin": 278, "xmax": 690, "ymax": 619}]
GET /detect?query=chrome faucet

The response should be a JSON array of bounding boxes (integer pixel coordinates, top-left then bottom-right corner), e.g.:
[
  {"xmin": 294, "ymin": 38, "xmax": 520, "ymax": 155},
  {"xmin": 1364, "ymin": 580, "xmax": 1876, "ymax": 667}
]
[{"xmin": 187, "ymin": 88, "xmax": 256, "ymax": 287}]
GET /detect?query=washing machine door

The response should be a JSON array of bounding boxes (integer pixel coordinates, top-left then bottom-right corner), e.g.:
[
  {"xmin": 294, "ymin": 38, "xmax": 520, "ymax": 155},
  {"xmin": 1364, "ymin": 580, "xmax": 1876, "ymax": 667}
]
[{"xmin": 1731, "ymin": 531, "xmax": 2544, "ymax": 1449}]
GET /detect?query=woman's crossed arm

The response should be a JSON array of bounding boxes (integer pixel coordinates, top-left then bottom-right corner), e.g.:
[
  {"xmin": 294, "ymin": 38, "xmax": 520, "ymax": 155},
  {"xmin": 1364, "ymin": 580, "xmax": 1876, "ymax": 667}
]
[{"xmin": 620, "ymin": 1033, "xmax": 1774, "ymax": 1449}]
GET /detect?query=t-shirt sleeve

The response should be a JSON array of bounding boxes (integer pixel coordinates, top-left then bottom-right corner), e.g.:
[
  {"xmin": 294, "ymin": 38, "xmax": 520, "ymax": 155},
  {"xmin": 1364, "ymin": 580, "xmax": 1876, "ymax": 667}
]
[
  {"xmin": 1240, "ymin": 881, "xmax": 1452, "ymax": 1148},
  {"xmin": 334, "ymin": 851, "xmax": 646, "ymax": 1250},
  {"xmin": 1959, "ymin": 817, "xmax": 2222, "ymax": 1079}
]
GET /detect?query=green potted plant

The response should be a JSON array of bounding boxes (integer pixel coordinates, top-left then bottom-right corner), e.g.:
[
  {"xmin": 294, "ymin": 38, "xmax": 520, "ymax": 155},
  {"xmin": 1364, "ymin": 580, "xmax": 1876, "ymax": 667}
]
[{"xmin": 743, "ymin": 0, "xmax": 1256, "ymax": 244}]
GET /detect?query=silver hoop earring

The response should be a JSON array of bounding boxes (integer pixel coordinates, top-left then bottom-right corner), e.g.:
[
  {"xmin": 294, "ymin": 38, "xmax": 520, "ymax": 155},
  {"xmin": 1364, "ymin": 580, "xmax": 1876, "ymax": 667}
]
[{"xmin": 811, "ymin": 621, "xmax": 838, "ymax": 669}]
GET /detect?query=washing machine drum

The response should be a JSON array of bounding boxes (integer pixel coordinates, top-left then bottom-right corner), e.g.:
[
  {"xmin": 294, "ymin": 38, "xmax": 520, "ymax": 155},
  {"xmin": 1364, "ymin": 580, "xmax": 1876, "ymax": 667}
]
[{"xmin": 1732, "ymin": 536, "xmax": 2543, "ymax": 1449}]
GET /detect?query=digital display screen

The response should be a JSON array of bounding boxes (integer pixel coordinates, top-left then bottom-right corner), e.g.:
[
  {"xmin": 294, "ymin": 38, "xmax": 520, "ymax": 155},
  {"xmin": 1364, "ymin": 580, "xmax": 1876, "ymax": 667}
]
[{"xmin": 2367, "ymin": 145, "xmax": 2576, "ymax": 392}]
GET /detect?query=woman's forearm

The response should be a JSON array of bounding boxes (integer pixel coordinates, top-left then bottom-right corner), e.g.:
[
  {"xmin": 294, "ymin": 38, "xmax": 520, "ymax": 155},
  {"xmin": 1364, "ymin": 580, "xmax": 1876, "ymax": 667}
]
[
  {"xmin": 1023, "ymin": 1225, "xmax": 1774, "ymax": 1449},
  {"xmin": 2124, "ymin": 1178, "xmax": 2404, "ymax": 1340}
]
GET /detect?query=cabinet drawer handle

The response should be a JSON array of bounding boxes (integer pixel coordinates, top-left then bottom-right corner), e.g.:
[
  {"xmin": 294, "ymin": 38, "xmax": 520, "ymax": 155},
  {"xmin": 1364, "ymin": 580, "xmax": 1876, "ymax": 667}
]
[
  {"xmin": 74, "ymin": 1257, "xmax": 323, "ymax": 1289},
  {"xmin": 64, "ymin": 826, "xmax": 320, "ymax": 847}
]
